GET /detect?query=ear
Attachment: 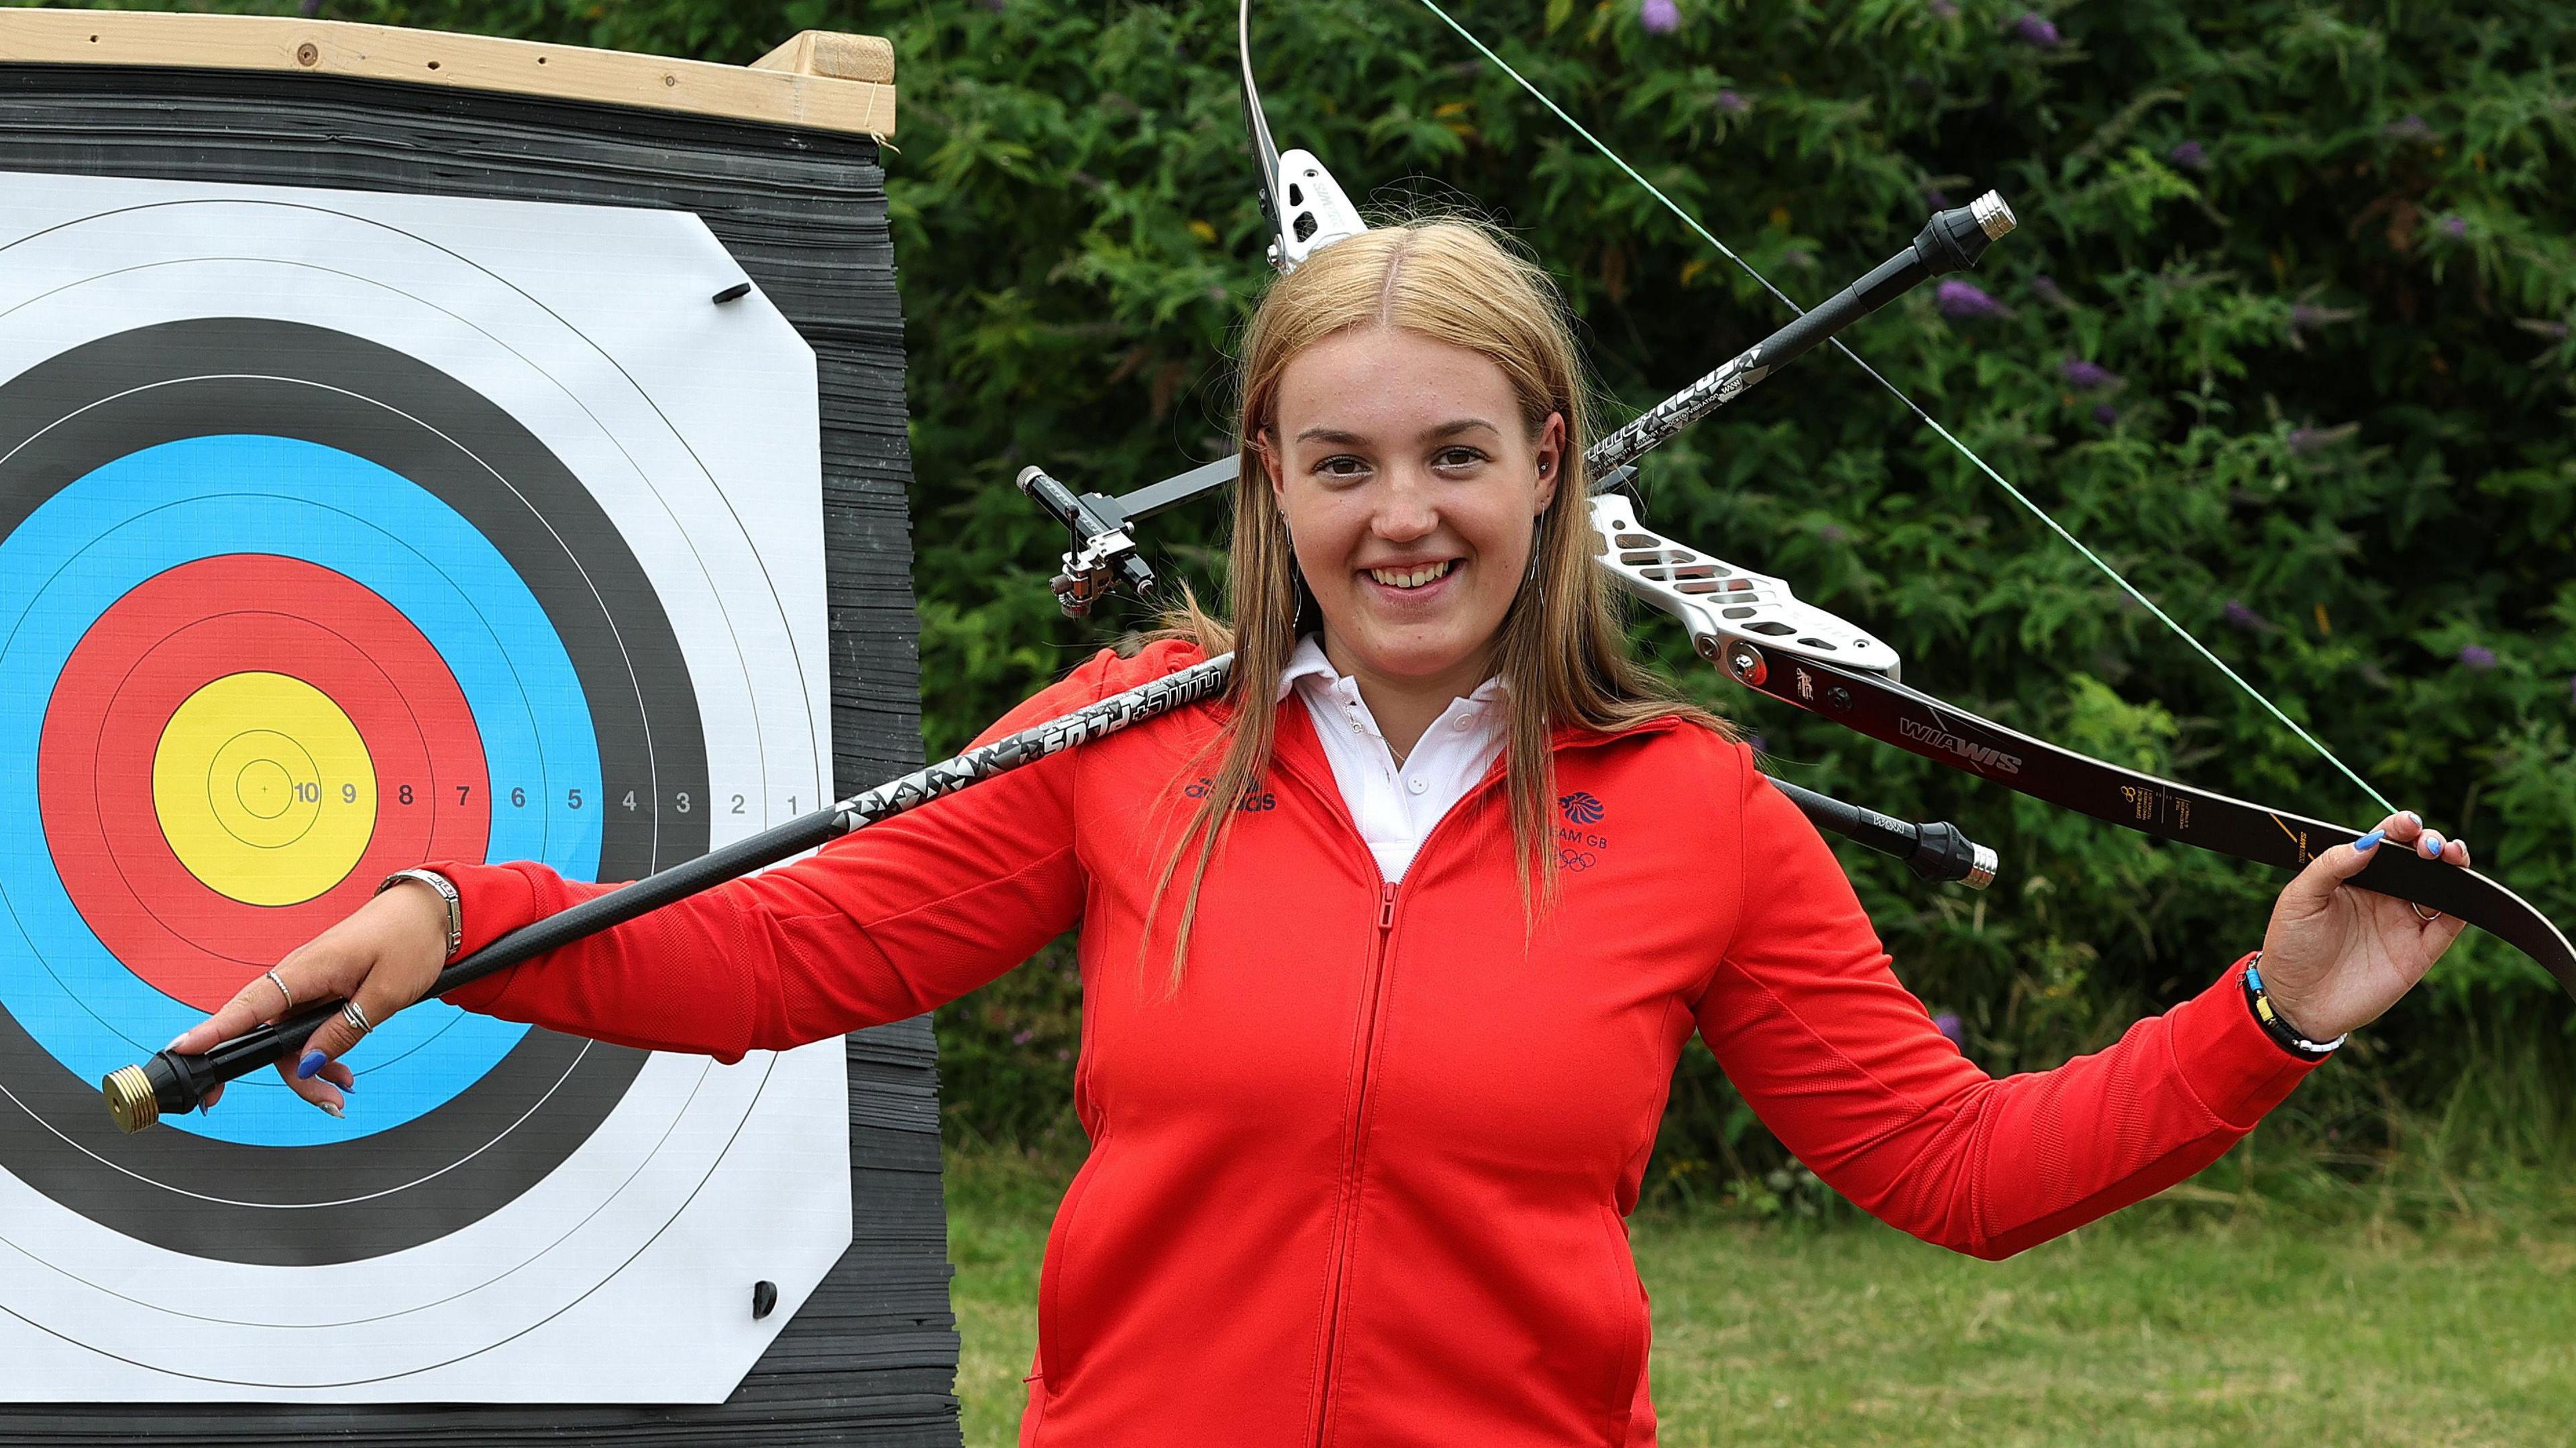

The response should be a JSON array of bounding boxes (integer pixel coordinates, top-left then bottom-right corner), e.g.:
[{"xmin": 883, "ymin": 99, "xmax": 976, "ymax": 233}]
[
  {"xmin": 1532, "ymin": 410, "xmax": 1566, "ymax": 512},
  {"xmin": 1256, "ymin": 431, "xmax": 1288, "ymax": 510}
]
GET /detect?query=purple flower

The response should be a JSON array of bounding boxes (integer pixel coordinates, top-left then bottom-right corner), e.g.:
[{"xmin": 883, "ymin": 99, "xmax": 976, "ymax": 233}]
[
  {"xmin": 2059, "ymin": 356, "xmax": 2121, "ymax": 390},
  {"xmin": 300, "ymin": 0, "xmax": 321, "ymax": 14},
  {"xmin": 2458, "ymin": 644, "xmax": 2497, "ymax": 671},
  {"xmin": 1640, "ymin": 0, "xmax": 1682, "ymax": 33},
  {"xmin": 2169, "ymin": 140, "xmax": 2208, "ymax": 170},
  {"xmin": 1011, "ymin": 1028, "xmax": 1036, "ymax": 1045},
  {"xmin": 2031, "ymin": 274, "xmax": 2070, "ymax": 307},
  {"xmin": 2440, "ymin": 214, "xmax": 2469, "ymax": 238},
  {"xmin": 1931, "ymin": 0, "xmax": 1960, "ymax": 16},
  {"xmin": 1937, "ymin": 279, "xmax": 2004, "ymax": 319},
  {"xmin": 2516, "ymin": 318, "xmax": 2571, "ymax": 341},
  {"xmin": 2093, "ymin": 403, "xmax": 2118, "ymax": 425},
  {"xmin": 1817, "ymin": 522, "xmax": 1851, "ymax": 544},
  {"xmin": 1923, "ymin": 188, "xmax": 1953, "ymax": 210},
  {"xmin": 2383, "ymin": 114, "xmax": 2432, "ymax": 141},
  {"xmin": 1715, "ymin": 89, "xmax": 1751, "ymax": 115},
  {"xmin": 1933, "ymin": 1012, "xmax": 1966, "ymax": 1048},
  {"xmin": 1746, "ymin": 733, "xmax": 1769, "ymax": 754},
  {"xmin": 2223, "ymin": 600, "xmax": 2266, "ymax": 631},
  {"xmin": 2010, "ymin": 12, "xmax": 2061, "ymax": 47}
]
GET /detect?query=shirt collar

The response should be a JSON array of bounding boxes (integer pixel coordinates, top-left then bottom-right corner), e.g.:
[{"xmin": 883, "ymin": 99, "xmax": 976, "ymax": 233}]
[{"xmin": 1275, "ymin": 634, "xmax": 1507, "ymax": 708}]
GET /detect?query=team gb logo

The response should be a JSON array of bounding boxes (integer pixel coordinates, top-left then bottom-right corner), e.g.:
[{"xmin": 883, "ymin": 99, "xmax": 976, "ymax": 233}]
[{"xmin": 1558, "ymin": 791, "xmax": 1605, "ymax": 825}]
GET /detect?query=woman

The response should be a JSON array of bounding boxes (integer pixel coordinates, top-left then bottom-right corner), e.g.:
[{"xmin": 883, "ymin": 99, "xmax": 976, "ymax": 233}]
[{"xmin": 176, "ymin": 220, "xmax": 2469, "ymax": 1447}]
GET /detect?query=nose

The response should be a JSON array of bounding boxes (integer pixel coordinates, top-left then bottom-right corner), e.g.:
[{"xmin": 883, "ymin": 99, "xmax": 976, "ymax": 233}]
[{"xmin": 1370, "ymin": 463, "xmax": 1439, "ymax": 543}]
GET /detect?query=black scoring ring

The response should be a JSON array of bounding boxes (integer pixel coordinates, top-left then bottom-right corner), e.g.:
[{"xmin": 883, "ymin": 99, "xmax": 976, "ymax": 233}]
[{"xmin": 0, "ymin": 319, "xmax": 710, "ymax": 1264}]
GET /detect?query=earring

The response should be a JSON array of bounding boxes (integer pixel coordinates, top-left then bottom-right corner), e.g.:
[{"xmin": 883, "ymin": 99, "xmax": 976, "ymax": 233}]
[{"xmin": 1524, "ymin": 514, "xmax": 1545, "ymax": 585}]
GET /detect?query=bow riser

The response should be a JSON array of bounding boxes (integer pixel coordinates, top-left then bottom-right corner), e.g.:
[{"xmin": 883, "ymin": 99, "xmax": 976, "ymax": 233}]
[
  {"xmin": 1587, "ymin": 496, "xmax": 2576, "ymax": 995},
  {"xmin": 1590, "ymin": 494, "xmax": 1902, "ymax": 679}
]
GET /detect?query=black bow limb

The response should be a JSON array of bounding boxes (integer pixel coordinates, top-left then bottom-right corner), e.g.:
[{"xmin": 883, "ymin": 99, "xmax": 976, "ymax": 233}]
[{"xmin": 1713, "ymin": 636, "xmax": 2576, "ymax": 999}]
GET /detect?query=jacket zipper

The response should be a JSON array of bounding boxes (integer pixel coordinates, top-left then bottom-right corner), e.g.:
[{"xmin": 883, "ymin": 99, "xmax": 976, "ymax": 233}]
[
  {"xmin": 1312, "ymin": 878, "xmax": 1399, "ymax": 1448},
  {"xmin": 1276, "ymin": 704, "xmax": 1666, "ymax": 1444},
  {"xmin": 1277, "ymin": 722, "xmax": 1515, "ymax": 1448}
]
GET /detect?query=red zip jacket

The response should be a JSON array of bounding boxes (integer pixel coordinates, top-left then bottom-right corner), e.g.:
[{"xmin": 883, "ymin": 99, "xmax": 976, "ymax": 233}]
[{"xmin": 431, "ymin": 640, "xmax": 2318, "ymax": 1446}]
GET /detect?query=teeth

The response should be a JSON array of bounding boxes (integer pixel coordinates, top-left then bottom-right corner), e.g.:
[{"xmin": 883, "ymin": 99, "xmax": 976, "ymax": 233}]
[{"xmin": 1367, "ymin": 561, "xmax": 1453, "ymax": 590}]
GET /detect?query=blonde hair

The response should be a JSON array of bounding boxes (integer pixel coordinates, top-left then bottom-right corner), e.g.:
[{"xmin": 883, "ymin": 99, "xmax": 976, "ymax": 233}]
[{"xmin": 1147, "ymin": 219, "xmax": 1729, "ymax": 991}]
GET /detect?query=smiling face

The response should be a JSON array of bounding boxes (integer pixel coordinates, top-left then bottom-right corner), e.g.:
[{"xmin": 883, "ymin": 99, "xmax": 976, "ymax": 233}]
[{"xmin": 1263, "ymin": 326, "xmax": 1564, "ymax": 702}]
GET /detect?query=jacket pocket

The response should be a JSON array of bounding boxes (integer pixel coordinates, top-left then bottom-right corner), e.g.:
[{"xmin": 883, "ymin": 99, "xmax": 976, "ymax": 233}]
[
  {"xmin": 1595, "ymin": 1205, "xmax": 1650, "ymax": 1441},
  {"xmin": 1035, "ymin": 1148, "xmax": 1110, "ymax": 1390}
]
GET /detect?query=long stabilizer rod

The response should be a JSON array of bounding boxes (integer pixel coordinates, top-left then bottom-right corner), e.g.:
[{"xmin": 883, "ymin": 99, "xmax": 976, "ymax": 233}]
[
  {"xmin": 1589, "ymin": 192, "xmax": 2013, "ymax": 475},
  {"xmin": 103, "ymin": 652, "xmax": 1990, "ymax": 1131}
]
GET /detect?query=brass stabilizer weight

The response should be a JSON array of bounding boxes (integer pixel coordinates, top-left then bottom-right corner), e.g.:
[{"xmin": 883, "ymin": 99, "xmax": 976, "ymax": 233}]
[
  {"xmin": 103, "ymin": 1064, "xmax": 160, "ymax": 1133},
  {"xmin": 101, "ymin": 995, "xmax": 340, "ymax": 1131}
]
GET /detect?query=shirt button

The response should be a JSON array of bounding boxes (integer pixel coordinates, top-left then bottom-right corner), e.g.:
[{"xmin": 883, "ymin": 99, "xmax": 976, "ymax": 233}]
[
  {"xmin": 1451, "ymin": 716, "xmax": 1472, "ymax": 730},
  {"xmin": 1407, "ymin": 778, "xmax": 1427, "ymax": 795}
]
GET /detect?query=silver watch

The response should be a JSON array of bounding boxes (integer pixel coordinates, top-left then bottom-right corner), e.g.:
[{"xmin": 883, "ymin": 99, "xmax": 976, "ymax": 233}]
[{"xmin": 378, "ymin": 867, "xmax": 463, "ymax": 962}]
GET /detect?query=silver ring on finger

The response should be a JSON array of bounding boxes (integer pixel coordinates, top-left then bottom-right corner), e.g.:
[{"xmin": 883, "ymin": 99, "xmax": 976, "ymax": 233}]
[
  {"xmin": 263, "ymin": 969, "xmax": 293, "ymax": 1013},
  {"xmin": 2411, "ymin": 903, "xmax": 2442, "ymax": 923},
  {"xmin": 339, "ymin": 999, "xmax": 374, "ymax": 1038}
]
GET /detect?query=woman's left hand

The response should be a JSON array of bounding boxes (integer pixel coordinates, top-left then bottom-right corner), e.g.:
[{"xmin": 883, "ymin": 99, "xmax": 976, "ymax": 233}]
[{"xmin": 2257, "ymin": 812, "xmax": 2469, "ymax": 1044}]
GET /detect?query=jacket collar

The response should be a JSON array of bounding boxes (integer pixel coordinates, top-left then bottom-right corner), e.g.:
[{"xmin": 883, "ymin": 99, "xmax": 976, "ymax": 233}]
[{"xmin": 1264, "ymin": 670, "xmax": 1686, "ymax": 791}]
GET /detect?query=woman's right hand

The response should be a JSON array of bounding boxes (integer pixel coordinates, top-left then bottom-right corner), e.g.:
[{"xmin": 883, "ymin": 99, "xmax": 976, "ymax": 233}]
[{"xmin": 168, "ymin": 879, "xmax": 453, "ymax": 1116}]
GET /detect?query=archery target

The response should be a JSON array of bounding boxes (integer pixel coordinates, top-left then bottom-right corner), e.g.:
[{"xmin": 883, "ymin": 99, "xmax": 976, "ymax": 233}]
[{"xmin": 0, "ymin": 172, "xmax": 847, "ymax": 1400}]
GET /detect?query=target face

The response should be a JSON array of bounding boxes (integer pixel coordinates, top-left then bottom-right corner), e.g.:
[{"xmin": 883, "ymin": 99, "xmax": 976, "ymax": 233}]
[{"xmin": 0, "ymin": 172, "xmax": 847, "ymax": 1400}]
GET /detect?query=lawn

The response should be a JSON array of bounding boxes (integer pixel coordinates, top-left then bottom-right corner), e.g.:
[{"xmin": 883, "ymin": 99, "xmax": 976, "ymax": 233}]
[{"xmin": 945, "ymin": 1148, "xmax": 2576, "ymax": 1445}]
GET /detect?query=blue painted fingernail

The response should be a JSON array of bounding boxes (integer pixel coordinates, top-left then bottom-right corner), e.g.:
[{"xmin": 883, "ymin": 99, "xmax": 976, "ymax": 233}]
[
  {"xmin": 2422, "ymin": 830, "xmax": 2445, "ymax": 856},
  {"xmin": 2354, "ymin": 829, "xmax": 2384, "ymax": 852},
  {"xmin": 296, "ymin": 1049, "xmax": 327, "ymax": 1080},
  {"xmin": 2406, "ymin": 812, "xmax": 2423, "ymax": 828},
  {"xmin": 339, "ymin": 1074, "xmax": 358, "ymax": 1093}
]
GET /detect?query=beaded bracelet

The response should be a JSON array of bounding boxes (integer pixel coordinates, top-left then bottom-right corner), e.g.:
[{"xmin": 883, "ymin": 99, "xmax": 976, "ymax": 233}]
[{"xmin": 2243, "ymin": 954, "xmax": 2344, "ymax": 1060}]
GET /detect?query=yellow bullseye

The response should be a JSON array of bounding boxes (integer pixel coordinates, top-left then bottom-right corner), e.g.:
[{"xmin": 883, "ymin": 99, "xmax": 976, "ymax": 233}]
[{"xmin": 153, "ymin": 672, "xmax": 377, "ymax": 906}]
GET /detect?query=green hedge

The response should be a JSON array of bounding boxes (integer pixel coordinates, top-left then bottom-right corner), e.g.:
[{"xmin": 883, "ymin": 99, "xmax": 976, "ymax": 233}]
[{"xmin": 68, "ymin": 0, "xmax": 2576, "ymax": 1195}]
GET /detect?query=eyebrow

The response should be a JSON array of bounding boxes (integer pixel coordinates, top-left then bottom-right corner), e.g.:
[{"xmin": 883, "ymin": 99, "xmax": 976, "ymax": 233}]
[{"xmin": 1292, "ymin": 417, "xmax": 1503, "ymax": 446}]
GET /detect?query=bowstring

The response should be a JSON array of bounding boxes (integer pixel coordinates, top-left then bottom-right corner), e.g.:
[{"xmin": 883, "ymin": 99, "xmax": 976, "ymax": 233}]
[{"xmin": 1412, "ymin": 0, "xmax": 2399, "ymax": 820}]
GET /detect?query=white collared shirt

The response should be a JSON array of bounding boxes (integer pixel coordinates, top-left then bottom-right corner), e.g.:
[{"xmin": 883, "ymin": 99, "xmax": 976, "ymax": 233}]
[{"xmin": 1277, "ymin": 635, "xmax": 1507, "ymax": 883}]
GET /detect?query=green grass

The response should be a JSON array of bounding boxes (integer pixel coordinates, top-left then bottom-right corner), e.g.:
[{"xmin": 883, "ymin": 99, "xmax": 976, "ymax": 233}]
[{"xmin": 945, "ymin": 1146, "xmax": 2576, "ymax": 1445}]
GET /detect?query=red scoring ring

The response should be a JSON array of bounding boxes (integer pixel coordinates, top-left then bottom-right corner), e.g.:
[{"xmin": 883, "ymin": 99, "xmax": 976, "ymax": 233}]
[{"xmin": 38, "ymin": 555, "xmax": 489, "ymax": 1011}]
